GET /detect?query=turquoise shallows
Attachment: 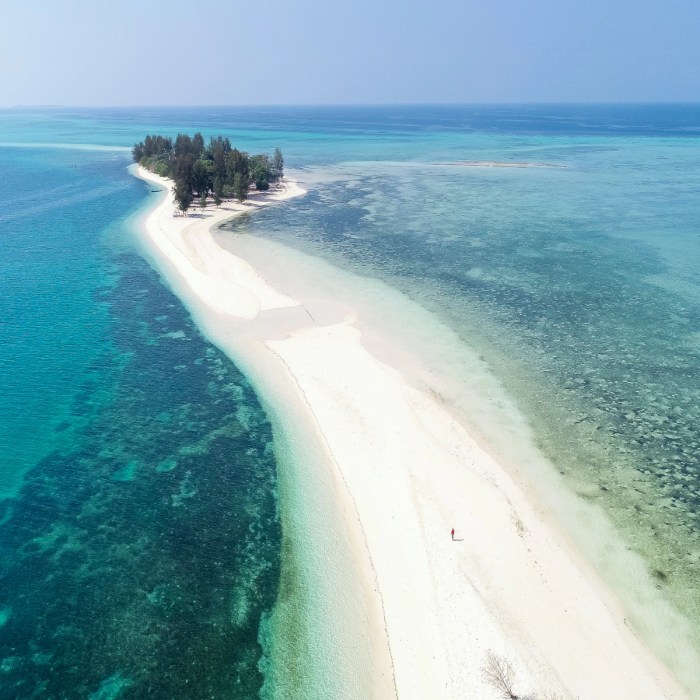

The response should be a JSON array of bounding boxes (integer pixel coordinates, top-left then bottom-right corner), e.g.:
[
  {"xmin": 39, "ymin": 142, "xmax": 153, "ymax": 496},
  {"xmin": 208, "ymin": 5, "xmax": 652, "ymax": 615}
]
[{"xmin": 0, "ymin": 104, "xmax": 699, "ymax": 698}]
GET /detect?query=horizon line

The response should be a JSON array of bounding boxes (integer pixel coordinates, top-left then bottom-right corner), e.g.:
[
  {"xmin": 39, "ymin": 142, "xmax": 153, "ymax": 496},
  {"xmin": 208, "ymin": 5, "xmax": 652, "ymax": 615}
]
[{"xmin": 2, "ymin": 101, "xmax": 700, "ymax": 111}]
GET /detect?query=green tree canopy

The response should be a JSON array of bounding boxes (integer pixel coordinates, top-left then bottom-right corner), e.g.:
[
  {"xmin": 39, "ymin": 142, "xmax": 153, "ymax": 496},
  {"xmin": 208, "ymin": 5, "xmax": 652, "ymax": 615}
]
[
  {"xmin": 173, "ymin": 178, "xmax": 193, "ymax": 214},
  {"xmin": 192, "ymin": 159, "xmax": 212, "ymax": 196},
  {"xmin": 233, "ymin": 172, "xmax": 250, "ymax": 202},
  {"xmin": 249, "ymin": 154, "xmax": 272, "ymax": 191},
  {"xmin": 272, "ymin": 147, "xmax": 284, "ymax": 182},
  {"xmin": 133, "ymin": 133, "xmax": 284, "ymax": 210}
]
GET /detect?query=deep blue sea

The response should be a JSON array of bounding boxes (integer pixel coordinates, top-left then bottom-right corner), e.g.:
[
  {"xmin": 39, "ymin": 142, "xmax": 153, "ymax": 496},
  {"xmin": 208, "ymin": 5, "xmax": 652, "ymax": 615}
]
[{"xmin": 1, "ymin": 104, "xmax": 699, "ymax": 697}]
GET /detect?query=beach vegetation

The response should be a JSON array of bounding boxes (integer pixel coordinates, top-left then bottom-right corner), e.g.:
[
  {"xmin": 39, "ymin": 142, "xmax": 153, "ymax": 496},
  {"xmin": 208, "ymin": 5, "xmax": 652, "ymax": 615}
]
[
  {"xmin": 192, "ymin": 159, "xmax": 211, "ymax": 197},
  {"xmin": 249, "ymin": 154, "xmax": 272, "ymax": 191},
  {"xmin": 208, "ymin": 136, "xmax": 231, "ymax": 184},
  {"xmin": 233, "ymin": 172, "xmax": 249, "ymax": 202},
  {"xmin": 272, "ymin": 147, "xmax": 284, "ymax": 181},
  {"xmin": 173, "ymin": 133, "xmax": 200, "ymax": 160},
  {"xmin": 226, "ymin": 148, "xmax": 249, "ymax": 180},
  {"xmin": 482, "ymin": 650, "xmax": 567, "ymax": 699},
  {"xmin": 133, "ymin": 134, "xmax": 172, "ymax": 163},
  {"xmin": 483, "ymin": 651, "xmax": 520, "ymax": 699},
  {"xmin": 213, "ymin": 177, "xmax": 223, "ymax": 207},
  {"xmin": 154, "ymin": 160, "xmax": 170, "ymax": 177},
  {"xmin": 133, "ymin": 132, "xmax": 284, "ymax": 213},
  {"xmin": 192, "ymin": 132, "xmax": 205, "ymax": 158},
  {"xmin": 134, "ymin": 134, "xmax": 174, "ymax": 177},
  {"xmin": 173, "ymin": 178, "xmax": 193, "ymax": 215}
]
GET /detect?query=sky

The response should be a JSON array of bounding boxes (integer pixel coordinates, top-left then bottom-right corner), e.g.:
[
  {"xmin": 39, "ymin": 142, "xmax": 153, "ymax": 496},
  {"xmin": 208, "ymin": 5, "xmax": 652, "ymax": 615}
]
[{"xmin": 1, "ymin": 0, "xmax": 699, "ymax": 106}]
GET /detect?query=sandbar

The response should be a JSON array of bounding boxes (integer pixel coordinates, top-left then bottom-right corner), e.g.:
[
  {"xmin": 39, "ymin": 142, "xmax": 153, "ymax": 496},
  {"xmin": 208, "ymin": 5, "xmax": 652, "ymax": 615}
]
[{"xmin": 132, "ymin": 165, "xmax": 689, "ymax": 699}]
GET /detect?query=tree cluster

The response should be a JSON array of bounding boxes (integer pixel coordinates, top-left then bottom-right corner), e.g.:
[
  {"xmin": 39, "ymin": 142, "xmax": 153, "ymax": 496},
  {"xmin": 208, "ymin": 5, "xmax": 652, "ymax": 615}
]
[{"xmin": 132, "ymin": 133, "xmax": 284, "ymax": 214}]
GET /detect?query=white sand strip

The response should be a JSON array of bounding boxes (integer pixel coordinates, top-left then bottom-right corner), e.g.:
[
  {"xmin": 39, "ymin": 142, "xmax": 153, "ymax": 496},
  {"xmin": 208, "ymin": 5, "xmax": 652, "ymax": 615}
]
[
  {"xmin": 134, "ymin": 166, "xmax": 301, "ymax": 319},
  {"xmin": 268, "ymin": 322, "xmax": 688, "ymax": 699},
  {"xmin": 132, "ymin": 165, "xmax": 689, "ymax": 699}
]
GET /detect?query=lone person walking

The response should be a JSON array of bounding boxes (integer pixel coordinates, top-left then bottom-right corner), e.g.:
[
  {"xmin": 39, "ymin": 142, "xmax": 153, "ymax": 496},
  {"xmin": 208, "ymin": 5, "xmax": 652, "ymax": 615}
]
[{"xmin": 451, "ymin": 528, "xmax": 455, "ymax": 541}]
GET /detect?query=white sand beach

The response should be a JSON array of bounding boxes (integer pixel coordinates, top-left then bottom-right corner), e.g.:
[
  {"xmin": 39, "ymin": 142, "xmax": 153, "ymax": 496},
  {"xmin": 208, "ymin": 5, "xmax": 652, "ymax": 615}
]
[{"xmin": 133, "ymin": 165, "xmax": 689, "ymax": 699}]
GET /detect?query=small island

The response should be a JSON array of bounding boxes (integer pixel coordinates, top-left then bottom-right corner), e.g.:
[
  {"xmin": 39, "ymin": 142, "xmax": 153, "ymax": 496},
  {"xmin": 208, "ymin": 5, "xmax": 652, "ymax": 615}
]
[{"xmin": 133, "ymin": 133, "xmax": 284, "ymax": 214}]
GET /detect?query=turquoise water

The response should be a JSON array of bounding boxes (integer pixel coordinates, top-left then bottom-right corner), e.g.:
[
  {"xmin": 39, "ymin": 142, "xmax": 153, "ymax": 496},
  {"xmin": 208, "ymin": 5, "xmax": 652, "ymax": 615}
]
[
  {"xmin": 0, "ymin": 145, "xmax": 131, "ymax": 496},
  {"xmin": 0, "ymin": 138, "xmax": 281, "ymax": 696},
  {"xmin": 1, "ymin": 105, "xmax": 699, "ymax": 696},
  {"xmin": 226, "ymin": 131, "xmax": 700, "ymax": 661}
]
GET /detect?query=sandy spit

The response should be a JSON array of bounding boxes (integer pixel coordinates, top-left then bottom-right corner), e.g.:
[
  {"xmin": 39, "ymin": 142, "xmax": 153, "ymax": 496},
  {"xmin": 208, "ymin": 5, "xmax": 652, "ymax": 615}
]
[{"xmin": 132, "ymin": 165, "xmax": 687, "ymax": 700}]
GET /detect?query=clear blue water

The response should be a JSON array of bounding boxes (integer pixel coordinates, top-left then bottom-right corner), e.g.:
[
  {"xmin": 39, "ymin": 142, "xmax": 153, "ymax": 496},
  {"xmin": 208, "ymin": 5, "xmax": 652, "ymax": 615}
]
[
  {"xmin": 223, "ymin": 114, "xmax": 700, "ymax": 663},
  {"xmin": 0, "ymin": 138, "xmax": 280, "ymax": 697},
  {"xmin": 1, "ymin": 104, "xmax": 699, "ymax": 696},
  {"xmin": 0, "ymin": 146, "xmax": 130, "ymax": 496}
]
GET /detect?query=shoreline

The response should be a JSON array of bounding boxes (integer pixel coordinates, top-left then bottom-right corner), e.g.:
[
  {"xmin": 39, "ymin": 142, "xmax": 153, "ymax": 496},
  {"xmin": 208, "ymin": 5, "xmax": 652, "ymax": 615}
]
[{"xmin": 131, "ymin": 164, "xmax": 689, "ymax": 698}]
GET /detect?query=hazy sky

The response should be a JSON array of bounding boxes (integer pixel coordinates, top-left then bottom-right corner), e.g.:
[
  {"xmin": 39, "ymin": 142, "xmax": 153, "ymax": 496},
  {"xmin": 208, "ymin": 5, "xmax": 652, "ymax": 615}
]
[{"xmin": 1, "ymin": 0, "xmax": 699, "ymax": 106}]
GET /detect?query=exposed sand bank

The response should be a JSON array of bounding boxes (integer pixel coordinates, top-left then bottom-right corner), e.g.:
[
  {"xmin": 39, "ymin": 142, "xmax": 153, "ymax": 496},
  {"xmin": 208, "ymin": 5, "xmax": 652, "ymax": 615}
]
[{"xmin": 132, "ymin": 165, "xmax": 689, "ymax": 699}]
